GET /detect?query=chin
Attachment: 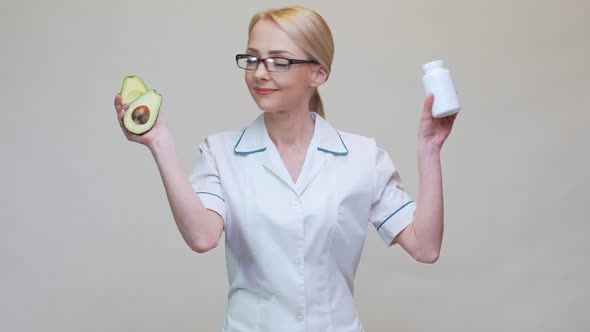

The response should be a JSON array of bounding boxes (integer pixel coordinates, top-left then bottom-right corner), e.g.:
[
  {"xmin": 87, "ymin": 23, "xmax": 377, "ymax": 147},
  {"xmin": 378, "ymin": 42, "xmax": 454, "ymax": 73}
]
[
  {"xmin": 253, "ymin": 98, "xmax": 282, "ymax": 113},
  {"xmin": 258, "ymin": 106, "xmax": 282, "ymax": 113}
]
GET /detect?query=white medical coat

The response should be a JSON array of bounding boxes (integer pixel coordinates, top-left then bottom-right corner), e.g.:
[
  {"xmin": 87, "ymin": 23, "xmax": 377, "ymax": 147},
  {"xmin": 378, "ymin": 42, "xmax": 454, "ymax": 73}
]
[{"xmin": 189, "ymin": 111, "xmax": 416, "ymax": 332}]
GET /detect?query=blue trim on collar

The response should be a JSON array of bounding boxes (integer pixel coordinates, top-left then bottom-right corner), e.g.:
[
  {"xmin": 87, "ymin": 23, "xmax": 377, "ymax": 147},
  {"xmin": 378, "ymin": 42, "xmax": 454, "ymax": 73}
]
[
  {"xmin": 233, "ymin": 112, "xmax": 349, "ymax": 156},
  {"xmin": 234, "ymin": 128, "xmax": 267, "ymax": 155},
  {"xmin": 316, "ymin": 130, "xmax": 349, "ymax": 156}
]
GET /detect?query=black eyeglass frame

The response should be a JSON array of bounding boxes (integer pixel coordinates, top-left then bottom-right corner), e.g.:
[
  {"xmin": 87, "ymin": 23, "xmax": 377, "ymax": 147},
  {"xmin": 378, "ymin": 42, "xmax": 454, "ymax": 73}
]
[{"xmin": 235, "ymin": 54, "xmax": 319, "ymax": 72}]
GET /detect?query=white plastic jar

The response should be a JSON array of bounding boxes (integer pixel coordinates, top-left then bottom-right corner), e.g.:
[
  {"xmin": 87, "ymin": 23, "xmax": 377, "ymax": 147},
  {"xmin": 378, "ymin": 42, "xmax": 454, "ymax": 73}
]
[{"xmin": 422, "ymin": 59, "xmax": 461, "ymax": 118}]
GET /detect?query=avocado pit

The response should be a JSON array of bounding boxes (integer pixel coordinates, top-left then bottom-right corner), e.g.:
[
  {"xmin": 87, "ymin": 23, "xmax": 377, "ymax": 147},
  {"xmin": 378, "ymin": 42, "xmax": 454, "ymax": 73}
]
[{"xmin": 131, "ymin": 105, "xmax": 150, "ymax": 125}]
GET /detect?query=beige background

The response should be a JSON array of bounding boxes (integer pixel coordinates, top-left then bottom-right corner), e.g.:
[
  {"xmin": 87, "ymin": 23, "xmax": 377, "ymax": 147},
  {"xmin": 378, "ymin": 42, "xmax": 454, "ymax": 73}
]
[{"xmin": 1, "ymin": 0, "xmax": 588, "ymax": 331}]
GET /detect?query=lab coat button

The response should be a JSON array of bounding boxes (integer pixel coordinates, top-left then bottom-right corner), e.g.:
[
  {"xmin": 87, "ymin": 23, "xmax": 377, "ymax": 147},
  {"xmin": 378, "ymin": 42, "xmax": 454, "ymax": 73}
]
[
  {"xmin": 291, "ymin": 201, "xmax": 301, "ymax": 208},
  {"xmin": 296, "ymin": 314, "xmax": 304, "ymax": 322}
]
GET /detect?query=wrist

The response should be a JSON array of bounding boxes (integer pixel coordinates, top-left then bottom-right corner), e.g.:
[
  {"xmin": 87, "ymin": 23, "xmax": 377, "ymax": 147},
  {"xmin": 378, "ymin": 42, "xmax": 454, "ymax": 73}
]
[
  {"xmin": 148, "ymin": 132, "xmax": 176, "ymax": 155},
  {"xmin": 418, "ymin": 141, "xmax": 441, "ymax": 157}
]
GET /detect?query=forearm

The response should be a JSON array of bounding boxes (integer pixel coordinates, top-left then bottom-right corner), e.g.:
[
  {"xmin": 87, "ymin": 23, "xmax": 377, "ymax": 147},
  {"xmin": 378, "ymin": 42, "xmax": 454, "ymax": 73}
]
[
  {"xmin": 413, "ymin": 143, "xmax": 444, "ymax": 258},
  {"xmin": 149, "ymin": 134, "xmax": 221, "ymax": 252}
]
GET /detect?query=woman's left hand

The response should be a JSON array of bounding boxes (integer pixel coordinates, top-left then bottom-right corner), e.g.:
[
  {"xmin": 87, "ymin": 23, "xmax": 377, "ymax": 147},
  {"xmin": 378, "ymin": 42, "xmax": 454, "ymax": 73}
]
[{"xmin": 418, "ymin": 94, "xmax": 458, "ymax": 150}]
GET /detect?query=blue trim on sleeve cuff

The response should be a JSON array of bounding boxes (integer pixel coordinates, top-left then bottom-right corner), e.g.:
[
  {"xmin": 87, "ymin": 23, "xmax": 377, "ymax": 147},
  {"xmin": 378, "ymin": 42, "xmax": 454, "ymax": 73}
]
[
  {"xmin": 377, "ymin": 200, "xmax": 414, "ymax": 231},
  {"xmin": 196, "ymin": 191, "xmax": 225, "ymax": 202}
]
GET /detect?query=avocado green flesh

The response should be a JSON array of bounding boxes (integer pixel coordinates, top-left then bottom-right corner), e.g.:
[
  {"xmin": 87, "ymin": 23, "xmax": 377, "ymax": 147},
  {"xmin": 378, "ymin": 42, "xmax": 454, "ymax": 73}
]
[
  {"xmin": 123, "ymin": 90, "xmax": 162, "ymax": 135},
  {"xmin": 120, "ymin": 76, "xmax": 148, "ymax": 105}
]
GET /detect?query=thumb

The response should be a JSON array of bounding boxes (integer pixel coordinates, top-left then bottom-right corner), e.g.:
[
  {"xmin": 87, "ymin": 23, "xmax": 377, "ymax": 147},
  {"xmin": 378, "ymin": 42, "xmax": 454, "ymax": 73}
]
[{"xmin": 422, "ymin": 93, "xmax": 434, "ymax": 118}]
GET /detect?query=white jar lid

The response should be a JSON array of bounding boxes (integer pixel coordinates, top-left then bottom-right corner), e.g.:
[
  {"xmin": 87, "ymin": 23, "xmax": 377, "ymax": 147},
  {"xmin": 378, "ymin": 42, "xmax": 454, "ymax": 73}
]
[{"xmin": 422, "ymin": 59, "xmax": 444, "ymax": 72}]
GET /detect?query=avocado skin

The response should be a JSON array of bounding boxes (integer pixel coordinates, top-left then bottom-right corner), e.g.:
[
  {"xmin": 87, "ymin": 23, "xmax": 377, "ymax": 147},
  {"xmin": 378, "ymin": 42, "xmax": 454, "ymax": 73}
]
[
  {"xmin": 123, "ymin": 89, "xmax": 162, "ymax": 135},
  {"xmin": 120, "ymin": 76, "xmax": 148, "ymax": 105}
]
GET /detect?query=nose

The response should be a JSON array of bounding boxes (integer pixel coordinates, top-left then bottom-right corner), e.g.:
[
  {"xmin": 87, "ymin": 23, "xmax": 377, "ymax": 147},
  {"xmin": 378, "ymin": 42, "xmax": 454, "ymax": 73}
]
[{"xmin": 254, "ymin": 60, "xmax": 270, "ymax": 80}]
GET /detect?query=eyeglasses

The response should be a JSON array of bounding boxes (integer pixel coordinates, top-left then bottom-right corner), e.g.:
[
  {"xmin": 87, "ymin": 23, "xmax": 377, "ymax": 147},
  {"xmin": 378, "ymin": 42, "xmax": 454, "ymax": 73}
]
[{"xmin": 235, "ymin": 54, "xmax": 318, "ymax": 73}]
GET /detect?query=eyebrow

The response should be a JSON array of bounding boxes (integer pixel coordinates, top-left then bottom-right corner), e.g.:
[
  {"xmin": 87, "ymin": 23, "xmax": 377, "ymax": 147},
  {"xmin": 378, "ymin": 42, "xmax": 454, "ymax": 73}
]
[{"xmin": 246, "ymin": 47, "xmax": 295, "ymax": 56}]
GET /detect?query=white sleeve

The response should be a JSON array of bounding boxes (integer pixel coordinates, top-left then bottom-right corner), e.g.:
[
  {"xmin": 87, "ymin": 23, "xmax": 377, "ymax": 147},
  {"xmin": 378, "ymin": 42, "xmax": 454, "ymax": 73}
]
[
  {"xmin": 369, "ymin": 145, "xmax": 416, "ymax": 246},
  {"xmin": 188, "ymin": 137, "xmax": 226, "ymax": 227}
]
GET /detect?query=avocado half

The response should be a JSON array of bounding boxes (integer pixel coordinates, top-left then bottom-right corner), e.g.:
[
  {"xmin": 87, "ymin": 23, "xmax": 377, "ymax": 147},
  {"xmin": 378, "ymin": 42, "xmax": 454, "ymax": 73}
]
[
  {"xmin": 123, "ymin": 89, "xmax": 162, "ymax": 135},
  {"xmin": 120, "ymin": 76, "xmax": 148, "ymax": 106}
]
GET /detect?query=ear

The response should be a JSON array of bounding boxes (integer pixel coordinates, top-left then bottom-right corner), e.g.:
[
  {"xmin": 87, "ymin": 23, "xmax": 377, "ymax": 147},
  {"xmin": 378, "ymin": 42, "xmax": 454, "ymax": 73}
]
[{"xmin": 309, "ymin": 65, "xmax": 329, "ymax": 88}]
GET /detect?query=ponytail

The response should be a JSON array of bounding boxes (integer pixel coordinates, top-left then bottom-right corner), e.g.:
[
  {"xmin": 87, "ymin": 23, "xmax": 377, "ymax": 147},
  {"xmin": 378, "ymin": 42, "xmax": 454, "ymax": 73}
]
[{"xmin": 309, "ymin": 88, "xmax": 325, "ymax": 119}]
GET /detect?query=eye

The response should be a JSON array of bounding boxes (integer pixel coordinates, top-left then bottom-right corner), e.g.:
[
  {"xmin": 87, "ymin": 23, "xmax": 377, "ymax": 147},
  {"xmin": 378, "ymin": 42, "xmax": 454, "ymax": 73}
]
[
  {"xmin": 272, "ymin": 58, "xmax": 289, "ymax": 65},
  {"xmin": 246, "ymin": 56, "xmax": 259, "ymax": 64},
  {"xmin": 271, "ymin": 58, "xmax": 290, "ymax": 68}
]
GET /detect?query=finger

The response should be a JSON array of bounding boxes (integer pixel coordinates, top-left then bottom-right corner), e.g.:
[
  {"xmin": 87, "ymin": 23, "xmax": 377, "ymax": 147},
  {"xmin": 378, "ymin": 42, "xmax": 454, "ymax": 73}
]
[
  {"xmin": 118, "ymin": 116, "xmax": 126, "ymax": 132},
  {"xmin": 126, "ymin": 129, "xmax": 140, "ymax": 141},
  {"xmin": 425, "ymin": 93, "xmax": 434, "ymax": 107},
  {"xmin": 422, "ymin": 93, "xmax": 435, "ymax": 119},
  {"xmin": 114, "ymin": 94, "xmax": 122, "ymax": 112},
  {"xmin": 423, "ymin": 94, "xmax": 434, "ymax": 109},
  {"xmin": 116, "ymin": 113, "xmax": 137, "ymax": 137},
  {"xmin": 119, "ymin": 120, "xmax": 135, "ymax": 140},
  {"xmin": 114, "ymin": 95, "xmax": 132, "ymax": 113},
  {"xmin": 117, "ymin": 104, "xmax": 130, "ymax": 117}
]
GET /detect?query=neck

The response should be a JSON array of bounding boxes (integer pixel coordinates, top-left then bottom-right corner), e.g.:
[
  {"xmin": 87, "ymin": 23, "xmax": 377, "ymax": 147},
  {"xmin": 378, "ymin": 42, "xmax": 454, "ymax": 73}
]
[{"xmin": 264, "ymin": 108, "xmax": 315, "ymax": 150}]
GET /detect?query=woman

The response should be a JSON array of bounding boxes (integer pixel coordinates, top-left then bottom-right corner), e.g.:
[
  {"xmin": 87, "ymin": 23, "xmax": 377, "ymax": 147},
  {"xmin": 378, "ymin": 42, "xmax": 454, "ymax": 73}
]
[{"xmin": 113, "ymin": 6, "xmax": 457, "ymax": 332}]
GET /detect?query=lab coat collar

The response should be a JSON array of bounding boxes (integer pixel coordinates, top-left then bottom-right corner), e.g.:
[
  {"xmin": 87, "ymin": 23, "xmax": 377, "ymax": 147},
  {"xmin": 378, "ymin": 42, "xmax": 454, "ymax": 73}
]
[
  {"xmin": 234, "ymin": 111, "xmax": 347, "ymax": 196},
  {"xmin": 233, "ymin": 111, "xmax": 349, "ymax": 156}
]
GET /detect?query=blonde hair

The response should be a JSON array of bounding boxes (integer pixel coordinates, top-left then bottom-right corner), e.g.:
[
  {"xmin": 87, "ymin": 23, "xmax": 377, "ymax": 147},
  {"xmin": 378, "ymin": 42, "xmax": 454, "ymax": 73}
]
[{"xmin": 248, "ymin": 6, "xmax": 334, "ymax": 118}]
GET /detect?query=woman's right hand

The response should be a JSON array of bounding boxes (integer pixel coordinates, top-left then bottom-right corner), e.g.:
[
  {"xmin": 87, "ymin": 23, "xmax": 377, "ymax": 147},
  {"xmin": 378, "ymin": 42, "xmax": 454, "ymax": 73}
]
[{"xmin": 114, "ymin": 93, "xmax": 173, "ymax": 150}]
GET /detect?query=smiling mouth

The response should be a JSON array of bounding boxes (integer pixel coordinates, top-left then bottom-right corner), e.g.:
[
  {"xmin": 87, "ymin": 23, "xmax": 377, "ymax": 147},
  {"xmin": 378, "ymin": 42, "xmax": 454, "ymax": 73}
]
[{"xmin": 254, "ymin": 88, "xmax": 278, "ymax": 96}]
